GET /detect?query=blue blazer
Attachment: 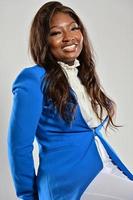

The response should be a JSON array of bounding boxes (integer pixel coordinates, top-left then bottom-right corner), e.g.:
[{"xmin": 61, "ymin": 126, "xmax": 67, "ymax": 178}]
[{"xmin": 8, "ymin": 65, "xmax": 133, "ymax": 200}]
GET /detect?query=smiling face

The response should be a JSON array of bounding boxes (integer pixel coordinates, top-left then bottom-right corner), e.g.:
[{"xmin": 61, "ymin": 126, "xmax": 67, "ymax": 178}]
[{"xmin": 48, "ymin": 12, "xmax": 83, "ymax": 65}]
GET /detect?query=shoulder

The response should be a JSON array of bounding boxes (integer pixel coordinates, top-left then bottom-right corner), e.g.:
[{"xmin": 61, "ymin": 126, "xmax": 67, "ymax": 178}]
[
  {"xmin": 13, "ymin": 64, "xmax": 46, "ymax": 85},
  {"xmin": 12, "ymin": 64, "xmax": 46, "ymax": 93}
]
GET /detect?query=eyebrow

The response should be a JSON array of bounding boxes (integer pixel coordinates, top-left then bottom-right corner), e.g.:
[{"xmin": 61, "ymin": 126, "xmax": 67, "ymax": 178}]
[{"xmin": 50, "ymin": 21, "xmax": 77, "ymax": 30}]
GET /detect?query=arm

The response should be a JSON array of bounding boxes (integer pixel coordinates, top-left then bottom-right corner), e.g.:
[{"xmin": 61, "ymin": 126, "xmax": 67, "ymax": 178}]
[{"xmin": 7, "ymin": 66, "xmax": 45, "ymax": 200}]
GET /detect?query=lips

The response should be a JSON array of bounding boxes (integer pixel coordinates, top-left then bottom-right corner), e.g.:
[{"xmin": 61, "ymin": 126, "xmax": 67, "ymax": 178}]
[{"xmin": 62, "ymin": 43, "xmax": 78, "ymax": 52}]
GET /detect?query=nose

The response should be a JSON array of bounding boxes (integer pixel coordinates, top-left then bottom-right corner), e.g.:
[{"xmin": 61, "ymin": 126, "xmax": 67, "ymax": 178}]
[{"xmin": 62, "ymin": 31, "xmax": 74, "ymax": 42}]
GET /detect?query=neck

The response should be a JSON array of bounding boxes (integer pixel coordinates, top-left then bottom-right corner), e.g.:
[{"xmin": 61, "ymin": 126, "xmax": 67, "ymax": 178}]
[
  {"xmin": 65, "ymin": 61, "xmax": 75, "ymax": 66},
  {"xmin": 59, "ymin": 60, "xmax": 75, "ymax": 66},
  {"xmin": 57, "ymin": 59, "xmax": 80, "ymax": 70}
]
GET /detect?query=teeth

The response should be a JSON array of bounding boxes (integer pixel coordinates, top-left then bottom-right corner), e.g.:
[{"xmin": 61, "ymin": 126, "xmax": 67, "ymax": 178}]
[{"xmin": 63, "ymin": 44, "xmax": 76, "ymax": 51}]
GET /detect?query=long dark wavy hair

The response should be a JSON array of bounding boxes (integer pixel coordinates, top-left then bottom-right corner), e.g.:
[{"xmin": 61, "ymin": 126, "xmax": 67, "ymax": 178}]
[{"xmin": 29, "ymin": 1, "xmax": 119, "ymax": 131}]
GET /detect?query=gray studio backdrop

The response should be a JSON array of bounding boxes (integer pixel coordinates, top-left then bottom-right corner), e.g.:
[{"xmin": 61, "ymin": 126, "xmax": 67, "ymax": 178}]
[{"xmin": 0, "ymin": 0, "xmax": 133, "ymax": 199}]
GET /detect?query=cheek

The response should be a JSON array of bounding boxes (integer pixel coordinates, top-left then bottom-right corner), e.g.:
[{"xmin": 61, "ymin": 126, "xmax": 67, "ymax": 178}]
[
  {"xmin": 51, "ymin": 48, "xmax": 62, "ymax": 60},
  {"xmin": 49, "ymin": 41, "xmax": 61, "ymax": 59},
  {"xmin": 78, "ymin": 33, "xmax": 83, "ymax": 51},
  {"xmin": 49, "ymin": 39, "xmax": 62, "ymax": 57},
  {"xmin": 80, "ymin": 33, "xmax": 83, "ymax": 45}
]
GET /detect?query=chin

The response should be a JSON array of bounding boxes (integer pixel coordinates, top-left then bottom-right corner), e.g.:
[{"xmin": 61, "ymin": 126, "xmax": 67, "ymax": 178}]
[
  {"xmin": 63, "ymin": 58, "xmax": 76, "ymax": 65},
  {"xmin": 63, "ymin": 55, "xmax": 78, "ymax": 62}
]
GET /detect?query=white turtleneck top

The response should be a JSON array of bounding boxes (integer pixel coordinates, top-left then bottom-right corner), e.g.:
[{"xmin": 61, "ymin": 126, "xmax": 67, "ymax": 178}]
[
  {"xmin": 58, "ymin": 59, "xmax": 127, "ymax": 179},
  {"xmin": 58, "ymin": 59, "xmax": 108, "ymax": 127}
]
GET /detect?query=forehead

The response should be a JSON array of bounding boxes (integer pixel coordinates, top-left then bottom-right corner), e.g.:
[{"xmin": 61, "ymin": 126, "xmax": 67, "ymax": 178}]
[{"xmin": 50, "ymin": 12, "xmax": 76, "ymax": 28}]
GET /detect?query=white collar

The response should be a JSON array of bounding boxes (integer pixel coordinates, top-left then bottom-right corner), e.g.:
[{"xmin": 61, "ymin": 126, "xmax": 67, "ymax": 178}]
[{"xmin": 57, "ymin": 59, "xmax": 80, "ymax": 70}]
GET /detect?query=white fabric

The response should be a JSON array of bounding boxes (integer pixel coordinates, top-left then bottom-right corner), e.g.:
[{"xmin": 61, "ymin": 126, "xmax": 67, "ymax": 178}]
[
  {"xmin": 80, "ymin": 172, "xmax": 133, "ymax": 200},
  {"xmin": 58, "ymin": 59, "xmax": 133, "ymax": 199},
  {"xmin": 58, "ymin": 59, "xmax": 107, "ymax": 128},
  {"xmin": 94, "ymin": 136, "xmax": 127, "ymax": 178},
  {"xmin": 58, "ymin": 59, "xmax": 123, "ymax": 174},
  {"xmin": 58, "ymin": 59, "xmax": 121, "ymax": 174}
]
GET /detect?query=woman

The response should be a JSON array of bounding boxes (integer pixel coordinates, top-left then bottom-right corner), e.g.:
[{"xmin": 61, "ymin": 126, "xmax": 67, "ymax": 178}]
[{"xmin": 8, "ymin": 1, "xmax": 133, "ymax": 200}]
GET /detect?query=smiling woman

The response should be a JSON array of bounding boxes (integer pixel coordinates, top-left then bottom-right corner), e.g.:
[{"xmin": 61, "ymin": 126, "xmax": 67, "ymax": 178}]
[
  {"xmin": 48, "ymin": 12, "xmax": 83, "ymax": 65},
  {"xmin": 7, "ymin": 1, "xmax": 133, "ymax": 200}
]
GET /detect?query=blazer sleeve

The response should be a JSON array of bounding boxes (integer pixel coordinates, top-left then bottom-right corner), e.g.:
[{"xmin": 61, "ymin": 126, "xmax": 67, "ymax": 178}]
[{"xmin": 7, "ymin": 66, "xmax": 45, "ymax": 200}]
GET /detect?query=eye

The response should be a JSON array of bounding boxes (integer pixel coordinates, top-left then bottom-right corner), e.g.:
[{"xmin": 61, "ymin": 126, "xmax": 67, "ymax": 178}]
[
  {"xmin": 71, "ymin": 26, "xmax": 80, "ymax": 31},
  {"xmin": 49, "ymin": 31, "xmax": 61, "ymax": 36}
]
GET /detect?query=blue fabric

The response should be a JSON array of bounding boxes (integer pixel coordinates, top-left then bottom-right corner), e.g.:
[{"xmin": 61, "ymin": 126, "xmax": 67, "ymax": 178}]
[{"xmin": 8, "ymin": 65, "xmax": 133, "ymax": 200}]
